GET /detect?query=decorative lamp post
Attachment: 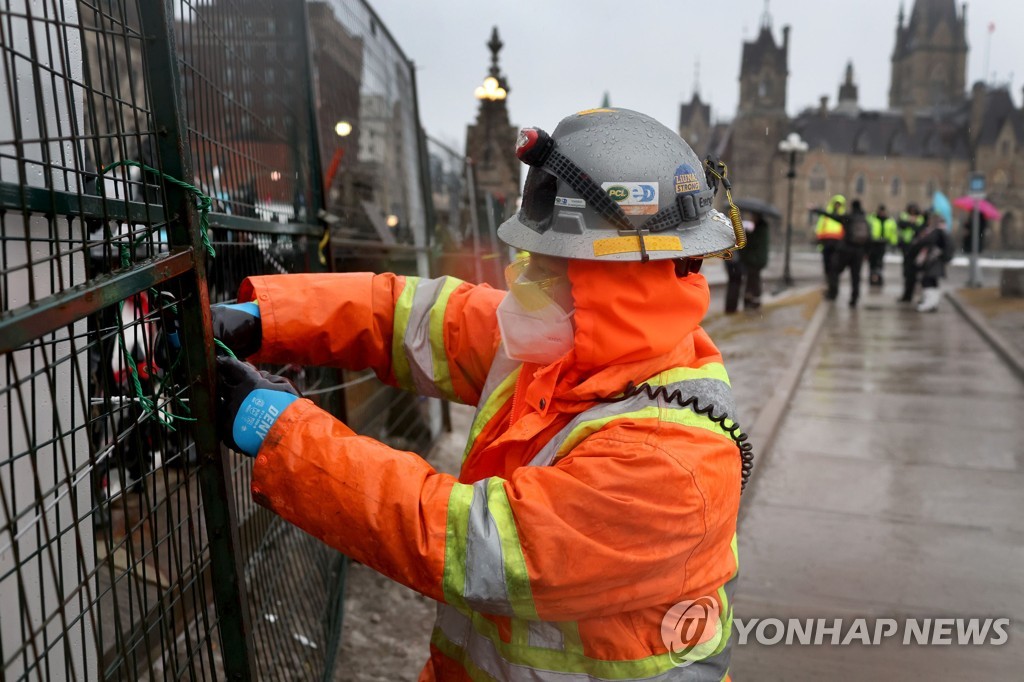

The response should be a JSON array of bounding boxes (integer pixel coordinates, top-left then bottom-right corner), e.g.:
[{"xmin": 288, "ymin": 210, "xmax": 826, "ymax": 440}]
[
  {"xmin": 777, "ymin": 132, "xmax": 809, "ymax": 288},
  {"xmin": 474, "ymin": 76, "xmax": 507, "ymax": 102}
]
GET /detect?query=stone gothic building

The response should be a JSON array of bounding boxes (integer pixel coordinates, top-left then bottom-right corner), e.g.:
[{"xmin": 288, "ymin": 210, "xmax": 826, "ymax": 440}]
[
  {"xmin": 680, "ymin": 0, "xmax": 1024, "ymax": 249},
  {"xmin": 465, "ymin": 27, "xmax": 520, "ymax": 221}
]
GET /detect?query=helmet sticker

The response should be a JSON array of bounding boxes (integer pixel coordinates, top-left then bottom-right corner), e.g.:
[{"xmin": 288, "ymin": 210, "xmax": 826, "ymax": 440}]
[
  {"xmin": 674, "ymin": 164, "xmax": 701, "ymax": 194},
  {"xmin": 600, "ymin": 181, "xmax": 659, "ymax": 215},
  {"xmin": 575, "ymin": 107, "xmax": 614, "ymax": 116},
  {"xmin": 554, "ymin": 196, "xmax": 586, "ymax": 208}
]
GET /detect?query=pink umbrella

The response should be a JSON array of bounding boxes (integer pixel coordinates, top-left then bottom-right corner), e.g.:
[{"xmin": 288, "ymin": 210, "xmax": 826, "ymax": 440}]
[{"xmin": 952, "ymin": 196, "xmax": 1001, "ymax": 220}]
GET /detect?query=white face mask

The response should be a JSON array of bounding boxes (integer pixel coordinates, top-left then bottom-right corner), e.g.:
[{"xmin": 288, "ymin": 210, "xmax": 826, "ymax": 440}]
[{"xmin": 495, "ymin": 291, "xmax": 575, "ymax": 364}]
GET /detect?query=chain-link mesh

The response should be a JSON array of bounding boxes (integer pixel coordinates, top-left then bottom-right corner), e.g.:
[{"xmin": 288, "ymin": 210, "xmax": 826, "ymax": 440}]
[{"xmin": 0, "ymin": 0, "xmax": 436, "ymax": 679}]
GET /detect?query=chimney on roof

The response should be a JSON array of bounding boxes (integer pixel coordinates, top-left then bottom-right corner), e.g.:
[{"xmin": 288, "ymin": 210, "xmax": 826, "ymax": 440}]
[{"xmin": 819, "ymin": 95, "xmax": 829, "ymax": 116}]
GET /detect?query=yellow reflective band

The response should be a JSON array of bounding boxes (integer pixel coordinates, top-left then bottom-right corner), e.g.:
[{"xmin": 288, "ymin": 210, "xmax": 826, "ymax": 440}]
[
  {"xmin": 592, "ymin": 235, "xmax": 682, "ymax": 256},
  {"xmin": 431, "ymin": 605, "xmax": 731, "ymax": 679},
  {"xmin": 442, "ymin": 483, "xmax": 474, "ymax": 612},
  {"xmin": 642, "ymin": 362, "xmax": 731, "ymax": 388},
  {"xmin": 575, "ymin": 107, "xmax": 614, "ymax": 116},
  {"xmin": 485, "ymin": 477, "xmax": 539, "ymax": 621},
  {"xmin": 557, "ymin": 620, "xmax": 584, "ymax": 656},
  {"xmin": 428, "ymin": 277, "xmax": 462, "ymax": 401},
  {"xmin": 555, "ymin": 406, "xmax": 731, "ymax": 461},
  {"xmin": 462, "ymin": 368, "xmax": 520, "ymax": 463},
  {"xmin": 391, "ymin": 277, "xmax": 419, "ymax": 391}
]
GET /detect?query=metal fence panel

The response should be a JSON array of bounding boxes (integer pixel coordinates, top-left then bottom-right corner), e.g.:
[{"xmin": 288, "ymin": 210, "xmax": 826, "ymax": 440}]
[{"xmin": 0, "ymin": 0, "xmax": 437, "ymax": 679}]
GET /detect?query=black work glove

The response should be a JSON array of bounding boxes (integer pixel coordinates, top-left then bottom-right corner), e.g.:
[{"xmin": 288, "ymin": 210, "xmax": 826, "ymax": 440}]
[
  {"xmin": 211, "ymin": 302, "xmax": 262, "ymax": 358},
  {"xmin": 216, "ymin": 357, "xmax": 301, "ymax": 456}
]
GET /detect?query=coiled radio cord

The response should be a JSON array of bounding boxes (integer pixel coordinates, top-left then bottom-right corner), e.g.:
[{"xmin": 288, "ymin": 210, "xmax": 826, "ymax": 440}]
[{"xmin": 600, "ymin": 381, "xmax": 754, "ymax": 494}]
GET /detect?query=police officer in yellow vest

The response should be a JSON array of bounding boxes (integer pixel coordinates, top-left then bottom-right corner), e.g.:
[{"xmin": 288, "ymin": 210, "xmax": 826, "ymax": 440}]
[
  {"xmin": 897, "ymin": 203, "xmax": 926, "ymax": 302},
  {"xmin": 867, "ymin": 204, "xmax": 898, "ymax": 287},
  {"xmin": 815, "ymin": 194, "xmax": 845, "ymax": 278}
]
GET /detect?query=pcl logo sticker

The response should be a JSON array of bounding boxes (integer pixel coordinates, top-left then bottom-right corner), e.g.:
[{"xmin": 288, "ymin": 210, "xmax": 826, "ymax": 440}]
[
  {"xmin": 674, "ymin": 164, "xmax": 701, "ymax": 194},
  {"xmin": 601, "ymin": 181, "xmax": 659, "ymax": 215},
  {"xmin": 606, "ymin": 185, "xmax": 630, "ymax": 201}
]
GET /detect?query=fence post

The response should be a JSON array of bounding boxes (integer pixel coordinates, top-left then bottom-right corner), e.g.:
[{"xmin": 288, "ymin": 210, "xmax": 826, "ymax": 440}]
[{"xmin": 137, "ymin": 2, "xmax": 256, "ymax": 679}]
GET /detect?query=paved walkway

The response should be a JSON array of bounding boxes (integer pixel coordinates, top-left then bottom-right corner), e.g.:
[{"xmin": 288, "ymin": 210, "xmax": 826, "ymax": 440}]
[{"xmin": 732, "ymin": 278, "xmax": 1024, "ymax": 680}]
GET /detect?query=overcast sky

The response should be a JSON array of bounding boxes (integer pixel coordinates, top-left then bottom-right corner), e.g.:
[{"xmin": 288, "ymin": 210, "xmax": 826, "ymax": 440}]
[{"xmin": 372, "ymin": 0, "xmax": 1023, "ymax": 153}]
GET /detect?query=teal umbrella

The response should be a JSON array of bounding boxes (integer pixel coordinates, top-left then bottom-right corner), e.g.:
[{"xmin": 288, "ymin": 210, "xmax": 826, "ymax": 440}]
[{"xmin": 932, "ymin": 191, "xmax": 953, "ymax": 232}]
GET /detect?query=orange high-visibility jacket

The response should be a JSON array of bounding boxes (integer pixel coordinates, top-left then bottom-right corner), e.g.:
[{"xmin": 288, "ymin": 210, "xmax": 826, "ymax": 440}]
[{"xmin": 240, "ymin": 258, "xmax": 742, "ymax": 681}]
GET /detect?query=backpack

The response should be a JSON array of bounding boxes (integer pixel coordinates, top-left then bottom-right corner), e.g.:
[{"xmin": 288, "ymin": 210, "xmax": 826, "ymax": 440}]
[{"xmin": 845, "ymin": 213, "xmax": 870, "ymax": 246}]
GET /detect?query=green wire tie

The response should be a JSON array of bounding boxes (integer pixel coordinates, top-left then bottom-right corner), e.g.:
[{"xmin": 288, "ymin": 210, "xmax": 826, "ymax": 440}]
[
  {"xmin": 214, "ymin": 338, "xmax": 237, "ymax": 359},
  {"xmin": 102, "ymin": 160, "xmax": 219, "ymax": 431},
  {"xmin": 101, "ymin": 159, "xmax": 216, "ymax": 259}
]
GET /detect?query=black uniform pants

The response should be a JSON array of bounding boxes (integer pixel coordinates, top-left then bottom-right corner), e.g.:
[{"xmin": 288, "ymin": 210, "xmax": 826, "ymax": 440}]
[
  {"xmin": 725, "ymin": 261, "xmax": 763, "ymax": 313},
  {"xmin": 819, "ymin": 240, "xmax": 839, "ymax": 278},
  {"xmin": 868, "ymin": 242, "xmax": 887, "ymax": 285},
  {"xmin": 900, "ymin": 248, "xmax": 917, "ymax": 301},
  {"xmin": 826, "ymin": 246, "xmax": 865, "ymax": 305}
]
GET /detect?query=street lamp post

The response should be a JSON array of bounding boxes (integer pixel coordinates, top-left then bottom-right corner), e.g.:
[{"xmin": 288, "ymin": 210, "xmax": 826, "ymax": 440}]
[
  {"xmin": 777, "ymin": 132, "xmax": 809, "ymax": 288},
  {"xmin": 324, "ymin": 120, "xmax": 352, "ymax": 193},
  {"xmin": 967, "ymin": 171, "xmax": 986, "ymax": 288}
]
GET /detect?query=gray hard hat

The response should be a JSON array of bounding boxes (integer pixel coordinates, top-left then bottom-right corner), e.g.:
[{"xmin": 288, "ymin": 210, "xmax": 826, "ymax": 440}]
[{"xmin": 498, "ymin": 108, "xmax": 739, "ymax": 262}]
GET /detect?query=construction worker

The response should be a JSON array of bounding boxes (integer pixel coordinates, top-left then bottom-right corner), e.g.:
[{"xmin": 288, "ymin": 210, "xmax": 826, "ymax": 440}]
[
  {"xmin": 814, "ymin": 194, "xmax": 845, "ymax": 278},
  {"xmin": 897, "ymin": 203, "xmax": 926, "ymax": 302},
  {"xmin": 867, "ymin": 204, "xmax": 898, "ymax": 287},
  {"xmin": 213, "ymin": 109, "xmax": 746, "ymax": 681}
]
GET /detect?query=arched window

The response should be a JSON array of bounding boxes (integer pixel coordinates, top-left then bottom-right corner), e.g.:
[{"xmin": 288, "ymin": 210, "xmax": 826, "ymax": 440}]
[
  {"xmin": 928, "ymin": 64, "xmax": 948, "ymax": 106},
  {"xmin": 809, "ymin": 163, "xmax": 826, "ymax": 192},
  {"xmin": 855, "ymin": 174, "xmax": 865, "ymax": 195},
  {"xmin": 888, "ymin": 132, "xmax": 906, "ymax": 156},
  {"xmin": 853, "ymin": 130, "xmax": 871, "ymax": 155},
  {"xmin": 891, "ymin": 176, "xmax": 901, "ymax": 197}
]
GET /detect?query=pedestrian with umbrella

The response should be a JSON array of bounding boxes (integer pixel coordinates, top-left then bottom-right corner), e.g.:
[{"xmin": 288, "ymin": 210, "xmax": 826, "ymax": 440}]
[
  {"xmin": 953, "ymin": 196, "xmax": 1000, "ymax": 254},
  {"xmin": 724, "ymin": 206, "xmax": 771, "ymax": 313}
]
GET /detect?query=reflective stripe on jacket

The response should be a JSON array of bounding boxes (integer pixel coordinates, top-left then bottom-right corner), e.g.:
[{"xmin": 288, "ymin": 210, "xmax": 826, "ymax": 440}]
[
  {"xmin": 868, "ymin": 215, "xmax": 899, "ymax": 245},
  {"xmin": 239, "ymin": 262, "xmax": 741, "ymax": 682},
  {"xmin": 897, "ymin": 212, "xmax": 925, "ymax": 246}
]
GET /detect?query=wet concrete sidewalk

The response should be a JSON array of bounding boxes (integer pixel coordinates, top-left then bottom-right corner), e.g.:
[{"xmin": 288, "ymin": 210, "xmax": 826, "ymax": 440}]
[{"xmin": 731, "ymin": 281, "xmax": 1024, "ymax": 680}]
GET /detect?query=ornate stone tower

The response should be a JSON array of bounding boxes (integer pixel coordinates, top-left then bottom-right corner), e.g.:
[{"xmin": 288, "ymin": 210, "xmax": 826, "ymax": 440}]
[
  {"xmin": 731, "ymin": 7, "xmax": 790, "ymax": 202},
  {"xmin": 679, "ymin": 60, "xmax": 713, "ymax": 154},
  {"xmin": 835, "ymin": 61, "xmax": 860, "ymax": 116},
  {"xmin": 464, "ymin": 27, "xmax": 519, "ymax": 221},
  {"xmin": 889, "ymin": 0, "xmax": 968, "ymax": 111}
]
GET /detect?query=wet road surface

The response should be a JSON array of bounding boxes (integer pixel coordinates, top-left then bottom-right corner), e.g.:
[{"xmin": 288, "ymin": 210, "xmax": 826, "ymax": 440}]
[{"xmin": 731, "ymin": 280, "xmax": 1024, "ymax": 680}]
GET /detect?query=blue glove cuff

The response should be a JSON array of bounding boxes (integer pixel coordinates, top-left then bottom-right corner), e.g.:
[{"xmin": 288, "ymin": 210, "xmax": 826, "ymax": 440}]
[
  {"xmin": 222, "ymin": 301, "xmax": 260, "ymax": 318},
  {"xmin": 232, "ymin": 388, "xmax": 298, "ymax": 456}
]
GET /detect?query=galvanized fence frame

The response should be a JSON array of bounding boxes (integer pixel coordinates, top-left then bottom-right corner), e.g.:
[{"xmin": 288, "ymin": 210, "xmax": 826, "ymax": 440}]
[{"xmin": 0, "ymin": 0, "xmax": 437, "ymax": 679}]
